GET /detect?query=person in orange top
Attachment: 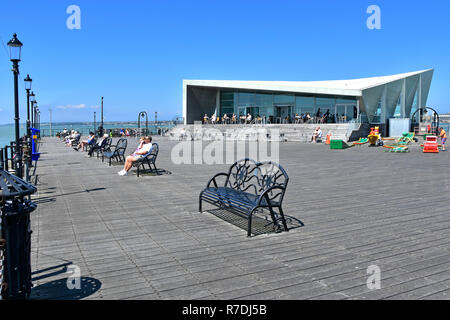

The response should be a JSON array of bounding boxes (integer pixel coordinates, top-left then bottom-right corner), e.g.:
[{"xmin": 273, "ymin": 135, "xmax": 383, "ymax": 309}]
[{"xmin": 439, "ymin": 127, "xmax": 447, "ymax": 151}]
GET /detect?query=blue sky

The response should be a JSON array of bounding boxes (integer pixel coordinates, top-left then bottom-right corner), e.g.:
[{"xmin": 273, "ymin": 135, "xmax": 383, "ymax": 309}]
[{"xmin": 0, "ymin": 0, "xmax": 449, "ymax": 124}]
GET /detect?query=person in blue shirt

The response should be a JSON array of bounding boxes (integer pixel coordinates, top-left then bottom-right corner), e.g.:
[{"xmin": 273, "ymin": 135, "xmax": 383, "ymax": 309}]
[{"xmin": 77, "ymin": 132, "xmax": 95, "ymax": 151}]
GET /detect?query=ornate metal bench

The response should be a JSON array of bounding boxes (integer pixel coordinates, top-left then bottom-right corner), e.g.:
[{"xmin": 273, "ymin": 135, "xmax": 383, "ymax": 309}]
[
  {"xmin": 95, "ymin": 137, "xmax": 112, "ymax": 158},
  {"xmin": 132, "ymin": 143, "xmax": 159, "ymax": 177},
  {"xmin": 199, "ymin": 158, "xmax": 289, "ymax": 237},
  {"xmin": 83, "ymin": 138, "xmax": 97, "ymax": 152},
  {"xmin": 102, "ymin": 138, "xmax": 128, "ymax": 166},
  {"xmin": 70, "ymin": 135, "xmax": 81, "ymax": 148}
]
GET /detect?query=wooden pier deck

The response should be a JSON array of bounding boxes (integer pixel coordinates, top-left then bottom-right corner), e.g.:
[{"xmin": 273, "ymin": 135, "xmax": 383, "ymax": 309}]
[{"xmin": 29, "ymin": 137, "xmax": 450, "ymax": 300}]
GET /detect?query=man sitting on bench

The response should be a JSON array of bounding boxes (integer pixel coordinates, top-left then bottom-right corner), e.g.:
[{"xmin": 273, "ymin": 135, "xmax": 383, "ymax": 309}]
[
  {"xmin": 311, "ymin": 126, "xmax": 323, "ymax": 143},
  {"xmin": 87, "ymin": 133, "xmax": 108, "ymax": 157},
  {"xmin": 118, "ymin": 136, "xmax": 152, "ymax": 176}
]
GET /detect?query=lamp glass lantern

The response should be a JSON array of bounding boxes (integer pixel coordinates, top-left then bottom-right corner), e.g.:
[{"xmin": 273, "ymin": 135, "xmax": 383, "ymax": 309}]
[
  {"xmin": 30, "ymin": 92, "xmax": 36, "ymax": 103},
  {"xmin": 7, "ymin": 33, "xmax": 23, "ymax": 62},
  {"xmin": 24, "ymin": 74, "xmax": 32, "ymax": 90}
]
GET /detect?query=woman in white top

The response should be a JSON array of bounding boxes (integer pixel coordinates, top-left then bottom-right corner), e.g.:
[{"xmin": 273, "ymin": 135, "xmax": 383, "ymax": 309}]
[{"xmin": 118, "ymin": 136, "xmax": 153, "ymax": 176}]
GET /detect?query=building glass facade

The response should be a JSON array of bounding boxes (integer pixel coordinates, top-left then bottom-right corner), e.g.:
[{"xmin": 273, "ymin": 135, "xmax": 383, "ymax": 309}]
[{"xmin": 219, "ymin": 90, "xmax": 358, "ymax": 123}]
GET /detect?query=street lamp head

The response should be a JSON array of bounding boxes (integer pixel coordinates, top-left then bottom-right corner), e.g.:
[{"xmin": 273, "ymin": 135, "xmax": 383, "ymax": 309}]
[
  {"xmin": 7, "ymin": 33, "xmax": 23, "ymax": 62},
  {"xmin": 24, "ymin": 74, "xmax": 32, "ymax": 90},
  {"xmin": 30, "ymin": 91, "xmax": 36, "ymax": 103}
]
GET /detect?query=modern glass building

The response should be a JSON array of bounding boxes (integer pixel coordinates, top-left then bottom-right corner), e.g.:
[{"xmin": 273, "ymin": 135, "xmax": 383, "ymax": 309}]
[{"xmin": 182, "ymin": 69, "xmax": 433, "ymax": 125}]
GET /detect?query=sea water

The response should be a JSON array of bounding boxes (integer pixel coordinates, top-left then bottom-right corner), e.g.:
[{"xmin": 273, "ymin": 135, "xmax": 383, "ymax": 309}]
[{"xmin": 0, "ymin": 122, "xmax": 175, "ymax": 149}]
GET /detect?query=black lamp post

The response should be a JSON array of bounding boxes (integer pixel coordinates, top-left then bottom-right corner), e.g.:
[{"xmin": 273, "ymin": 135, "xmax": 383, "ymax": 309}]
[
  {"xmin": 36, "ymin": 109, "xmax": 40, "ymax": 133},
  {"xmin": 101, "ymin": 96, "xmax": 104, "ymax": 129},
  {"xmin": 24, "ymin": 75, "xmax": 32, "ymax": 137},
  {"xmin": 32, "ymin": 101, "xmax": 37, "ymax": 129},
  {"xmin": 29, "ymin": 91, "xmax": 35, "ymax": 127},
  {"xmin": 94, "ymin": 111, "xmax": 97, "ymax": 133},
  {"xmin": 23, "ymin": 75, "xmax": 32, "ymax": 182},
  {"xmin": 7, "ymin": 33, "xmax": 23, "ymax": 178},
  {"xmin": 138, "ymin": 111, "xmax": 148, "ymax": 136},
  {"xmin": 33, "ymin": 103, "xmax": 38, "ymax": 130}
]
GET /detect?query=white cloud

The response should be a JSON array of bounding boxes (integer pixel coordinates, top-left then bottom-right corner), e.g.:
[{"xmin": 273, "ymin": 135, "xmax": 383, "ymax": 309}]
[
  {"xmin": 56, "ymin": 104, "xmax": 87, "ymax": 110},
  {"xmin": 56, "ymin": 104, "xmax": 100, "ymax": 110}
]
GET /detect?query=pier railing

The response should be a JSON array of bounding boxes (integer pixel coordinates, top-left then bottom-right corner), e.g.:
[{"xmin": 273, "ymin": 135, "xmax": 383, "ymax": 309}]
[
  {"xmin": 0, "ymin": 137, "xmax": 38, "ymax": 300},
  {"xmin": 39, "ymin": 125, "xmax": 174, "ymax": 138}
]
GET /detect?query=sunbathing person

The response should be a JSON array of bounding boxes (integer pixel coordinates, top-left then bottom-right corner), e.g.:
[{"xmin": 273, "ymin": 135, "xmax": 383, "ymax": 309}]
[
  {"xmin": 118, "ymin": 136, "xmax": 153, "ymax": 176},
  {"xmin": 77, "ymin": 132, "xmax": 95, "ymax": 151},
  {"xmin": 65, "ymin": 130, "xmax": 80, "ymax": 146},
  {"xmin": 87, "ymin": 133, "xmax": 109, "ymax": 157}
]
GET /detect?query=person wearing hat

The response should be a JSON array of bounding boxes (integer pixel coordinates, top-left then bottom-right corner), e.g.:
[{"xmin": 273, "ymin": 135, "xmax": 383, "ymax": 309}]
[{"xmin": 87, "ymin": 133, "xmax": 109, "ymax": 157}]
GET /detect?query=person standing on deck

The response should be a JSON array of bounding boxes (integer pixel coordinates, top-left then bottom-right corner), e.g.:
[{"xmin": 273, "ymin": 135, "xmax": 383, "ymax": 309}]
[{"xmin": 439, "ymin": 127, "xmax": 447, "ymax": 151}]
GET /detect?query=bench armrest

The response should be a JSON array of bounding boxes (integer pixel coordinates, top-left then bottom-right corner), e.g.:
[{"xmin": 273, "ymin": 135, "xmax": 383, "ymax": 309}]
[
  {"xmin": 206, "ymin": 172, "xmax": 229, "ymax": 189},
  {"xmin": 257, "ymin": 186, "xmax": 286, "ymax": 206}
]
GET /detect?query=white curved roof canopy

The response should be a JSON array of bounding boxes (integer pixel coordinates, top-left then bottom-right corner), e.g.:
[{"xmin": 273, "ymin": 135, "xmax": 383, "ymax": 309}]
[{"xmin": 183, "ymin": 69, "xmax": 433, "ymax": 97}]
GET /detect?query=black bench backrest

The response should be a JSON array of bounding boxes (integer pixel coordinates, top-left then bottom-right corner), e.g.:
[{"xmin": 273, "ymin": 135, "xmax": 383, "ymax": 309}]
[
  {"xmin": 115, "ymin": 138, "xmax": 128, "ymax": 154},
  {"xmin": 255, "ymin": 161, "xmax": 289, "ymax": 204},
  {"xmin": 98, "ymin": 137, "xmax": 112, "ymax": 152},
  {"xmin": 148, "ymin": 143, "xmax": 159, "ymax": 158},
  {"xmin": 226, "ymin": 158, "xmax": 289, "ymax": 201}
]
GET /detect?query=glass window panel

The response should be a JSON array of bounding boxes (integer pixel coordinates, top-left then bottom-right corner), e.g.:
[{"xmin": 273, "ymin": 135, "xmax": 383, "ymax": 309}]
[
  {"xmin": 273, "ymin": 94, "xmax": 295, "ymax": 104},
  {"xmin": 220, "ymin": 91, "xmax": 236, "ymax": 117},
  {"xmin": 336, "ymin": 98, "xmax": 356, "ymax": 104},
  {"xmin": 255, "ymin": 93, "xmax": 273, "ymax": 117},
  {"xmin": 410, "ymin": 88, "xmax": 419, "ymax": 120},
  {"xmin": 295, "ymin": 96, "xmax": 314, "ymax": 115},
  {"xmin": 315, "ymin": 97, "xmax": 335, "ymax": 117},
  {"xmin": 393, "ymin": 95, "xmax": 402, "ymax": 118},
  {"xmin": 238, "ymin": 92, "xmax": 255, "ymax": 107},
  {"xmin": 255, "ymin": 93, "xmax": 272, "ymax": 107}
]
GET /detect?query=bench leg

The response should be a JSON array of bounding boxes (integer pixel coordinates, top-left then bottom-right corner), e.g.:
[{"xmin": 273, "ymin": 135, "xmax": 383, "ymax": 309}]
[
  {"xmin": 152, "ymin": 162, "xmax": 158, "ymax": 174},
  {"xmin": 267, "ymin": 203, "xmax": 278, "ymax": 227},
  {"xmin": 199, "ymin": 194, "xmax": 203, "ymax": 212},
  {"xmin": 278, "ymin": 206, "xmax": 289, "ymax": 232},
  {"xmin": 247, "ymin": 214, "xmax": 252, "ymax": 237}
]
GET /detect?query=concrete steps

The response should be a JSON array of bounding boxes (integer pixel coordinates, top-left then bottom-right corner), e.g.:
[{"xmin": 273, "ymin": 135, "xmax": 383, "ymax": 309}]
[{"xmin": 168, "ymin": 123, "xmax": 354, "ymax": 142}]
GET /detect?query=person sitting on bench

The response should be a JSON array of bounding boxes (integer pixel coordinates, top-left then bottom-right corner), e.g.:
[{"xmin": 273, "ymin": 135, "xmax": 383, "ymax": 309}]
[
  {"xmin": 77, "ymin": 132, "xmax": 95, "ymax": 151},
  {"xmin": 87, "ymin": 133, "xmax": 108, "ymax": 157},
  {"xmin": 65, "ymin": 130, "xmax": 80, "ymax": 146},
  {"xmin": 311, "ymin": 127, "xmax": 323, "ymax": 143},
  {"xmin": 118, "ymin": 136, "xmax": 153, "ymax": 176}
]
